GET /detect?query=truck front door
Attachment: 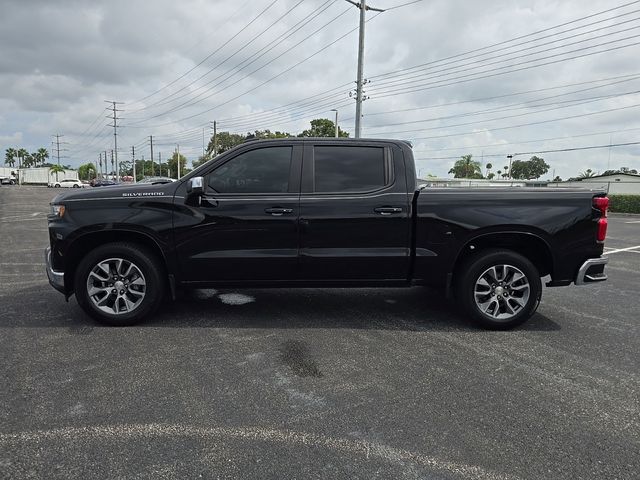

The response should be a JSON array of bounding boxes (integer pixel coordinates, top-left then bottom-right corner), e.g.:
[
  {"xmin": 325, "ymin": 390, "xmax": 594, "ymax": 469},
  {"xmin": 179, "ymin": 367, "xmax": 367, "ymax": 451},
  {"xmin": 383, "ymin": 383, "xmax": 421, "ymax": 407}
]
[{"xmin": 173, "ymin": 144, "xmax": 302, "ymax": 283}]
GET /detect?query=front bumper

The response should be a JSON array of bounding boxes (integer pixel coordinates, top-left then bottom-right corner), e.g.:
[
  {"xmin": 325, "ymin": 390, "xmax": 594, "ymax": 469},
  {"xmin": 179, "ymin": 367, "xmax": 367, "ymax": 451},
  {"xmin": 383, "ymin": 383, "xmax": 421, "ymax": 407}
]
[
  {"xmin": 45, "ymin": 247, "xmax": 66, "ymax": 294},
  {"xmin": 575, "ymin": 256, "xmax": 608, "ymax": 285}
]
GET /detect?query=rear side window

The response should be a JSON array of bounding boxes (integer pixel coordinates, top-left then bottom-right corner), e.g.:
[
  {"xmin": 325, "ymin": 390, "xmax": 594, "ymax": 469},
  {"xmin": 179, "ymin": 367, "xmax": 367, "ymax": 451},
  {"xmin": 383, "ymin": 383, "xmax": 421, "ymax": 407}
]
[
  {"xmin": 313, "ymin": 146, "xmax": 388, "ymax": 193},
  {"xmin": 208, "ymin": 146, "xmax": 292, "ymax": 194}
]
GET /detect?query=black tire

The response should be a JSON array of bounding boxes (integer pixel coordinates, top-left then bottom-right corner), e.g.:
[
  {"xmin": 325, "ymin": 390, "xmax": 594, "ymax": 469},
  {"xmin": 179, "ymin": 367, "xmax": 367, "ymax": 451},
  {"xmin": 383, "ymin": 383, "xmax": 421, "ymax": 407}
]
[
  {"xmin": 73, "ymin": 184, "xmax": 80, "ymax": 188},
  {"xmin": 74, "ymin": 242, "xmax": 165, "ymax": 326},
  {"xmin": 454, "ymin": 249, "xmax": 542, "ymax": 330}
]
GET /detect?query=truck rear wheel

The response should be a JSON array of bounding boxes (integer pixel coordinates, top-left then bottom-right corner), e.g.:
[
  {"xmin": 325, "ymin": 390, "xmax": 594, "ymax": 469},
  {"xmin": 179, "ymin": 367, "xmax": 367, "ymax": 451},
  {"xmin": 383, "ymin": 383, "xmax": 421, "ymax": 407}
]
[
  {"xmin": 74, "ymin": 242, "xmax": 164, "ymax": 326},
  {"xmin": 455, "ymin": 249, "xmax": 541, "ymax": 330}
]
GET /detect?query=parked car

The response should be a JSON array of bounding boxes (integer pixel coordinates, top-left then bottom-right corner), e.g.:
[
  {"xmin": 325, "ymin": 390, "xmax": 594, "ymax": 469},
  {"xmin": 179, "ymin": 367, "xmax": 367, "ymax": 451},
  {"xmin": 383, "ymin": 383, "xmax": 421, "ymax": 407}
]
[
  {"xmin": 90, "ymin": 179, "xmax": 119, "ymax": 187},
  {"xmin": 137, "ymin": 176, "xmax": 176, "ymax": 185},
  {"xmin": 48, "ymin": 179, "xmax": 84, "ymax": 188},
  {"xmin": 45, "ymin": 138, "xmax": 609, "ymax": 328}
]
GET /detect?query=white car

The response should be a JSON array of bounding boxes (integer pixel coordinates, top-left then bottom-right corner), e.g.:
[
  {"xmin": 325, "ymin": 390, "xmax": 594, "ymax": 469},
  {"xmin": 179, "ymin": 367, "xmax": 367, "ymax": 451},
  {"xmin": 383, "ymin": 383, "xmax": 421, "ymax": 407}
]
[{"xmin": 49, "ymin": 179, "xmax": 84, "ymax": 188}]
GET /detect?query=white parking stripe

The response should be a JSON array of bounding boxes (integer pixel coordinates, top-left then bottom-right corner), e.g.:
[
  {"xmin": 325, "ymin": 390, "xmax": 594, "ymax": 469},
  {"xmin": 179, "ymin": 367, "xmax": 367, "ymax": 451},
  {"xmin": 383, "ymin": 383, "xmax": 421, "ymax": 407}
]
[
  {"xmin": 603, "ymin": 245, "xmax": 640, "ymax": 255},
  {"xmin": 624, "ymin": 220, "xmax": 640, "ymax": 224}
]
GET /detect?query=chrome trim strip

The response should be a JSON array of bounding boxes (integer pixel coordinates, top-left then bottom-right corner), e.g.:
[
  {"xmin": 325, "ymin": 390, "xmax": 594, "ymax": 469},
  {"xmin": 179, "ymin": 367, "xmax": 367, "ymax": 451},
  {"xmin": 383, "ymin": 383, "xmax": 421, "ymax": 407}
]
[
  {"xmin": 45, "ymin": 247, "xmax": 65, "ymax": 292},
  {"xmin": 575, "ymin": 257, "xmax": 608, "ymax": 285}
]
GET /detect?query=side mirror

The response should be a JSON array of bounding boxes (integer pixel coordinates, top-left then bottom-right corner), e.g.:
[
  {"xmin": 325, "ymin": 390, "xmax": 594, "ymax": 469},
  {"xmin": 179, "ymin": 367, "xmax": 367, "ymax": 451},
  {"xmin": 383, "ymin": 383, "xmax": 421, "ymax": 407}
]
[{"xmin": 187, "ymin": 176, "xmax": 204, "ymax": 195}]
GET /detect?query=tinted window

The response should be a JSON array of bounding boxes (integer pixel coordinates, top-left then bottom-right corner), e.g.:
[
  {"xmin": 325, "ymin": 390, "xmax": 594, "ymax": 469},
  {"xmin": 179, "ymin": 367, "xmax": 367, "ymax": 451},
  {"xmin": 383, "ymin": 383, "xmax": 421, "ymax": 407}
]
[
  {"xmin": 314, "ymin": 146, "xmax": 386, "ymax": 193},
  {"xmin": 208, "ymin": 146, "xmax": 292, "ymax": 194}
]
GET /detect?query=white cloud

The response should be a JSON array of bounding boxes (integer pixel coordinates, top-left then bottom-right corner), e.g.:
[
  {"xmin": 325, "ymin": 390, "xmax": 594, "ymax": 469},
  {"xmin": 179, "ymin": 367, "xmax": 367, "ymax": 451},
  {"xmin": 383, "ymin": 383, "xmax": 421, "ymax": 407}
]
[{"xmin": 0, "ymin": 0, "xmax": 638, "ymax": 179}]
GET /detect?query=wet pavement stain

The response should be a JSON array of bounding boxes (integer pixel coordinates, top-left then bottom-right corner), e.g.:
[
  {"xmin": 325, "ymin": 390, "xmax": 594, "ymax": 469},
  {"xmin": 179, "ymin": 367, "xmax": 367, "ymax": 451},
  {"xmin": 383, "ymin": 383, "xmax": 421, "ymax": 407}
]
[{"xmin": 278, "ymin": 340, "xmax": 323, "ymax": 378}]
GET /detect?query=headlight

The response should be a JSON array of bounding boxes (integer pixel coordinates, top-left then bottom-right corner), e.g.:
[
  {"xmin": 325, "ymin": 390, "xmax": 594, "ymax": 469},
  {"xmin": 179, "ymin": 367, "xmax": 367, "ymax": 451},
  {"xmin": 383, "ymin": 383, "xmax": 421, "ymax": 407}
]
[{"xmin": 51, "ymin": 204, "xmax": 66, "ymax": 218}]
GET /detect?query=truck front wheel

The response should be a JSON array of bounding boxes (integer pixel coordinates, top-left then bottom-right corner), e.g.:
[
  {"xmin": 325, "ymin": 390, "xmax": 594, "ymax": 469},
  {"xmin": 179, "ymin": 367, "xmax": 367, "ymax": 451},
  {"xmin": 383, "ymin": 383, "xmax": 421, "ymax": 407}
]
[
  {"xmin": 455, "ymin": 249, "xmax": 541, "ymax": 330},
  {"xmin": 74, "ymin": 242, "xmax": 164, "ymax": 326}
]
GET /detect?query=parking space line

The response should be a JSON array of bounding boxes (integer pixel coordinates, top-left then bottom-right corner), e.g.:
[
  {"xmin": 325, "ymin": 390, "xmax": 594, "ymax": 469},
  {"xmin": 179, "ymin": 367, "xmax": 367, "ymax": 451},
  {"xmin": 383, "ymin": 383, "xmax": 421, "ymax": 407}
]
[
  {"xmin": 603, "ymin": 245, "xmax": 640, "ymax": 255},
  {"xmin": 625, "ymin": 220, "xmax": 640, "ymax": 224}
]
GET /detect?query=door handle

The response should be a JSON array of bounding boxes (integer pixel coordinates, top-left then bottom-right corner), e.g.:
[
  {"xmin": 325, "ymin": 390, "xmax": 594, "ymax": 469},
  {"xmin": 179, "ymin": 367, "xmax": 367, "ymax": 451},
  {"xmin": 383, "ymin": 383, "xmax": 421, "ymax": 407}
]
[
  {"xmin": 374, "ymin": 207, "xmax": 403, "ymax": 215},
  {"xmin": 265, "ymin": 207, "xmax": 293, "ymax": 216}
]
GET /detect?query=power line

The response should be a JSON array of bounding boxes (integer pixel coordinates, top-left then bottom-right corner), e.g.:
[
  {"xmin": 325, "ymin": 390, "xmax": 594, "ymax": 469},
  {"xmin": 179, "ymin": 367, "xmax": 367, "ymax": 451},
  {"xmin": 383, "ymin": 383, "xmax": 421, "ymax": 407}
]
[
  {"xmin": 401, "ymin": 102, "xmax": 640, "ymax": 141},
  {"xmin": 412, "ymin": 126, "xmax": 640, "ymax": 154},
  {"xmin": 128, "ymin": 0, "xmax": 278, "ymax": 106},
  {"xmin": 128, "ymin": 0, "xmax": 309, "ymax": 113},
  {"xmin": 368, "ymin": 17, "xmax": 640, "ymax": 94},
  {"xmin": 369, "ymin": 0, "xmax": 640, "ymax": 81},
  {"xmin": 126, "ymin": 5, "xmax": 357, "ymax": 124},
  {"xmin": 415, "ymin": 141, "xmax": 640, "ymax": 161},
  {"xmin": 364, "ymin": 77, "xmax": 640, "ymax": 129}
]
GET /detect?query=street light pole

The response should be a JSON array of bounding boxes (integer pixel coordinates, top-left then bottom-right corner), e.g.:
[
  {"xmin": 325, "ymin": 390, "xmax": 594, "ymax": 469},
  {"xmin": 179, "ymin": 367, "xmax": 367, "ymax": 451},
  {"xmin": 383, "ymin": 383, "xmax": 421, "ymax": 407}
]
[
  {"xmin": 507, "ymin": 154, "xmax": 513, "ymax": 180},
  {"xmin": 331, "ymin": 109, "xmax": 339, "ymax": 138}
]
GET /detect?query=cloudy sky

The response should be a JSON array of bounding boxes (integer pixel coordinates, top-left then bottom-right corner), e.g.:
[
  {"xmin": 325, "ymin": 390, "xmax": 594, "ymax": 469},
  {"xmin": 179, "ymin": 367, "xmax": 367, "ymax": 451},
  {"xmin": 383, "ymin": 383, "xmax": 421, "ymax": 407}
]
[{"xmin": 1, "ymin": 0, "xmax": 639, "ymax": 179}]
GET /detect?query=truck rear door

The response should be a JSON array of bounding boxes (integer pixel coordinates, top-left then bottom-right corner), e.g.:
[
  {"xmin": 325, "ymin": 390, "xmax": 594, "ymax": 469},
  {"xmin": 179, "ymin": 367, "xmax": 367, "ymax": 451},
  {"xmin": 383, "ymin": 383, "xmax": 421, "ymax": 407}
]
[{"xmin": 298, "ymin": 141, "xmax": 411, "ymax": 281}]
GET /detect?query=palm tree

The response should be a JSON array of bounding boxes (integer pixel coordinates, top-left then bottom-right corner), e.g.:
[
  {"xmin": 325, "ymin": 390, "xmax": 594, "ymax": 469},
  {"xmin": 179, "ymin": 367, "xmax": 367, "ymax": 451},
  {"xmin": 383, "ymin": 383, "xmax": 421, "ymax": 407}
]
[
  {"xmin": 485, "ymin": 163, "xmax": 492, "ymax": 176},
  {"xmin": 37, "ymin": 148, "xmax": 49, "ymax": 167},
  {"xmin": 497, "ymin": 170, "xmax": 502, "ymax": 178},
  {"xmin": 578, "ymin": 169, "xmax": 597, "ymax": 179},
  {"xmin": 17, "ymin": 148, "xmax": 28, "ymax": 169},
  {"xmin": 49, "ymin": 164, "xmax": 65, "ymax": 183},
  {"xmin": 5, "ymin": 148, "xmax": 16, "ymax": 167}
]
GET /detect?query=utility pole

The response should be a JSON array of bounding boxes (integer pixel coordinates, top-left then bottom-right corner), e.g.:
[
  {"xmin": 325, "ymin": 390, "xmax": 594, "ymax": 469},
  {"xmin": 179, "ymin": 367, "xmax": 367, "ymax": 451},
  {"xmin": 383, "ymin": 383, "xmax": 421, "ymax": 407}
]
[
  {"xmin": 98, "ymin": 153, "xmax": 102, "ymax": 179},
  {"xmin": 176, "ymin": 144, "xmax": 181, "ymax": 179},
  {"xmin": 105, "ymin": 100, "xmax": 124, "ymax": 181},
  {"xmin": 158, "ymin": 152, "xmax": 162, "ymax": 177},
  {"xmin": 132, "ymin": 146, "xmax": 137, "ymax": 183},
  {"xmin": 103, "ymin": 151, "xmax": 108, "ymax": 178},
  {"xmin": 214, "ymin": 121, "xmax": 218, "ymax": 156},
  {"xmin": 141, "ymin": 154, "xmax": 145, "ymax": 178},
  {"xmin": 346, "ymin": 0, "xmax": 384, "ymax": 138},
  {"xmin": 52, "ymin": 133, "xmax": 65, "ymax": 182},
  {"xmin": 110, "ymin": 150, "xmax": 114, "ymax": 180},
  {"xmin": 507, "ymin": 154, "xmax": 513, "ymax": 180},
  {"xmin": 149, "ymin": 135, "xmax": 154, "ymax": 177},
  {"xmin": 331, "ymin": 109, "xmax": 339, "ymax": 137}
]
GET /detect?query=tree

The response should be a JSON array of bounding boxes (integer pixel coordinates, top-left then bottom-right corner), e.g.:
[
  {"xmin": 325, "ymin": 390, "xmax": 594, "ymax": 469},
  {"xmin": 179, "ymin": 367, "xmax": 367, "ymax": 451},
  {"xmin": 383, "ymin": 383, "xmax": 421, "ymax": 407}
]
[
  {"xmin": 297, "ymin": 118, "xmax": 349, "ymax": 138},
  {"xmin": 553, "ymin": 176, "xmax": 562, "ymax": 182},
  {"xmin": 206, "ymin": 131, "xmax": 246, "ymax": 156},
  {"xmin": 78, "ymin": 162, "xmax": 97, "ymax": 180},
  {"xmin": 578, "ymin": 169, "xmax": 597, "ymax": 179},
  {"xmin": 36, "ymin": 148, "xmax": 49, "ymax": 167},
  {"xmin": 167, "ymin": 152, "xmax": 188, "ymax": 179},
  {"xmin": 485, "ymin": 163, "xmax": 492, "ymax": 176},
  {"xmin": 253, "ymin": 129, "xmax": 291, "ymax": 139},
  {"xmin": 17, "ymin": 148, "xmax": 28, "ymax": 169},
  {"xmin": 5, "ymin": 148, "xmax": 16, "ymax": 167},
  {"xmin": 49, "ymin": 164, "xmax": 65, "ymax": 182},
  {"xmin": 448, "ymin": 154, "xmax": 483, "ymax": 178},
  {"xmin": 496, "ymin": 170, "xmax": 502, "ymax": 178},
  {"xmin": 509, "ymin": 156, "xmax": 550, "ymax": 179},
  {"xmin": 487, "ymin": 172, "xmax": 496, "ymax": 180}
]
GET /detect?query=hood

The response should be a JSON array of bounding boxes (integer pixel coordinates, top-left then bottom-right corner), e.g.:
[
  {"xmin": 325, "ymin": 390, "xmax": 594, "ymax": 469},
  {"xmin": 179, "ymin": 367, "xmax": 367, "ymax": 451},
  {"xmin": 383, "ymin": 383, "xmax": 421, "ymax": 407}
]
[{"xmin": 50, "ymin": 181, "xmax": 181, "ymax": 204}]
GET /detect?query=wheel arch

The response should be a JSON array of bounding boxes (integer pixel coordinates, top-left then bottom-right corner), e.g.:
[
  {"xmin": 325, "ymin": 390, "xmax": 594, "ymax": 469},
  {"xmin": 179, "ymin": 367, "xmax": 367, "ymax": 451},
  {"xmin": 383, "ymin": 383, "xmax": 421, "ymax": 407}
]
[
  {"xmin": 451, "ymin": 230, "xmax": 554, "ymax": 284},
  {"xmin": 63, "ymin": 229, "xmax": 170, "ymax": 295}
]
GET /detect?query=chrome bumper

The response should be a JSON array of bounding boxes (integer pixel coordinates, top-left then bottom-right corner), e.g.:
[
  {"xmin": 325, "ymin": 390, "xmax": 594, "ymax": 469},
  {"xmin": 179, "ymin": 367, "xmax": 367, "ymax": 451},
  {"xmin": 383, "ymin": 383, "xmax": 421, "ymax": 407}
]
[
  {"xmin": 575, "ymin": 257, "xmax": 608, "ymax": 285},
  {"xmin": 45, "ymin": 247, "xmax": 66, "ymax": 294}
]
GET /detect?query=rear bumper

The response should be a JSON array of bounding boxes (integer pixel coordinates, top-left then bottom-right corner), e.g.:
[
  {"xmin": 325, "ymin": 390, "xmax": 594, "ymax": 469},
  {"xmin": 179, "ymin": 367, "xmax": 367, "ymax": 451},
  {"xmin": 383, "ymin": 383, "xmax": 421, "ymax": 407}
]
[
  {"xmin": 45, "ymin": 247, "xmax": 66, "ymax": 294},
  {"xmin": 575, "ymin": 256, "xmax": 608, "ymax": 285}
]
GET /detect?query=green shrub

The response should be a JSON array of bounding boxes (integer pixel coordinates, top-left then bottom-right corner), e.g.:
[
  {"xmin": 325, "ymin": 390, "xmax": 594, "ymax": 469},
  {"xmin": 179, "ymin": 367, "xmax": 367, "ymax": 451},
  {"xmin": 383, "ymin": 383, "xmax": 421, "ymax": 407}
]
[{"xmin": 608, "ymin": 194, "xmax": 640, "ymax": 214}]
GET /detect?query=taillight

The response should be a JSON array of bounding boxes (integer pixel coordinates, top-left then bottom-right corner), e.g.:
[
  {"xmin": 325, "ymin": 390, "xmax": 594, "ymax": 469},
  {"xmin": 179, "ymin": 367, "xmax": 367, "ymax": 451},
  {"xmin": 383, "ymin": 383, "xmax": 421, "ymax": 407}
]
[{"xmin": 593, "ymin": 196, "xmax": 608, "ymax": 242}]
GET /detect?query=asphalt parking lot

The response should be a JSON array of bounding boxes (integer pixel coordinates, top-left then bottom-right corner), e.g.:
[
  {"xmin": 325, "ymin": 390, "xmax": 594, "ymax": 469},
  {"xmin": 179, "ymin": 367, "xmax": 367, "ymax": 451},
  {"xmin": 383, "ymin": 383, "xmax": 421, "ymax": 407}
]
[{"xmin": 1, "ymin": 186, "xmax": 639, "ymax": 479}]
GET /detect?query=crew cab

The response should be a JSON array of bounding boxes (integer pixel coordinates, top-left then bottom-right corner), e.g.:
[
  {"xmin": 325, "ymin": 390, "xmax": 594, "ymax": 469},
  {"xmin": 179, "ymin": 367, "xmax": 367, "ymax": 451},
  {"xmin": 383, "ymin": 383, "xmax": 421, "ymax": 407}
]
[{"xmin": 46, "ymin": 138, "xmax": 609, "ymax": 329}]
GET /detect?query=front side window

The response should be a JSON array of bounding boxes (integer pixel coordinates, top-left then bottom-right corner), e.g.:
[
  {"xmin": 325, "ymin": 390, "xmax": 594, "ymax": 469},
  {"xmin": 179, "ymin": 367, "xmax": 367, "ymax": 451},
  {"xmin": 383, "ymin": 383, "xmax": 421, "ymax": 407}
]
[
  {"xmin": 207, "ymin": 146, "xmax": 292, "ymax": 194},
  {"xmin": 313, "ymin": 146, "xmax": 387, "ymax": 193}
]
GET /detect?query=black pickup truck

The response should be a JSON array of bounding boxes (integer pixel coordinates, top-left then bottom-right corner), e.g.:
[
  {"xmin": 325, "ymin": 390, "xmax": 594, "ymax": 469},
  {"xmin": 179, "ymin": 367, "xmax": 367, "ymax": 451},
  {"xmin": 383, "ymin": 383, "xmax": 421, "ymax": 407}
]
[{"xmin": 46, "ymin": 138, "xmax": 609, "ymax": 329}]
